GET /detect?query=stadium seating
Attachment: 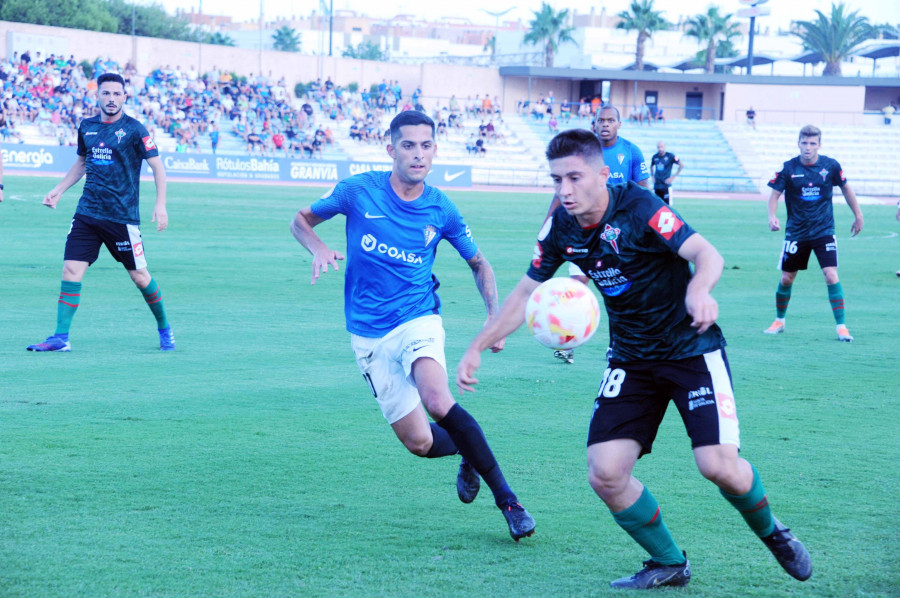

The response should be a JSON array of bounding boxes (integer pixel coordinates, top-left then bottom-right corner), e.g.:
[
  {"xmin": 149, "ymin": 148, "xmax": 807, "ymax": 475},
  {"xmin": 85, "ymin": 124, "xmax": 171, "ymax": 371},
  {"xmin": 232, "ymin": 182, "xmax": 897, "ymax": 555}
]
[
  {"xmin": 509, "ymin": 114, "xmax": 758, "ymax": 193},
  {"xmin": 719, "ymin": 122, "xmax": 900, "ymax": 196}
]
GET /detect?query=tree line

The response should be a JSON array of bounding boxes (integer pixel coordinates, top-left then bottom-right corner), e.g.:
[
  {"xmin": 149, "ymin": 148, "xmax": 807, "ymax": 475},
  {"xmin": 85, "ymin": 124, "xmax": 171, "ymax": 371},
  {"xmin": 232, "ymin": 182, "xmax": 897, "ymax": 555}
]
[{"xmin": 523, "ymin": 0, "xmax": 894, "ymax": 76}]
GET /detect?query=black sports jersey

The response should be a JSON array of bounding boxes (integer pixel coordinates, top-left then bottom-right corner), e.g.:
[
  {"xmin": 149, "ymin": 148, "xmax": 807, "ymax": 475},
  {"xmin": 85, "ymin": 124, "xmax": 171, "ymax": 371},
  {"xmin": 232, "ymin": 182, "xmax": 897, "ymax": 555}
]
[
  {"xmin": 75, "ymin": 114, "xmax": 159, "ymax": 225},
  {"xmin": 527, "ymin": 182, "xmax": 726, "ymax": 361},
  {"xmin": 651, "ymin": 151, "xmax": 680, "ymax": 189},
  {"xmin": 767, "ymin": 155, "xmax": 847, "ymax": 241}
]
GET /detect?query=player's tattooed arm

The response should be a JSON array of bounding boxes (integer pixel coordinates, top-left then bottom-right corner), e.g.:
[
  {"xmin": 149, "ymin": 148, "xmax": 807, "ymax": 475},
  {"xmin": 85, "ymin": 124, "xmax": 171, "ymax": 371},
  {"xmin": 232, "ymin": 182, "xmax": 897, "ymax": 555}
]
[
  {"xmin": 466, "ymin": 251, "xmax": 500, "ymax": 316},
  {"xmin": 466, "ymin": 251, "xmax": 506, "ymax": 353}
]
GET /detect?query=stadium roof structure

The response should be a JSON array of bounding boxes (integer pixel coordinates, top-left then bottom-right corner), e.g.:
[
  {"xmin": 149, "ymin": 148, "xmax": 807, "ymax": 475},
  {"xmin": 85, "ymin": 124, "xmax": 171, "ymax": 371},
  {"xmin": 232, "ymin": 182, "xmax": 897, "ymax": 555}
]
[
  {"xmin": 620, "ymin": 62, "xmax": 661, "ymax": 71},
  {"xmin": 498, "ymin": 65, "xmax": 900, "ymax": 88},
  {"xmin": 714, "ymin": 53, "xmax": 780, "ymax": 75},
  {"xmin": 791, "ymin": 50, "xmax": 825, "ymax": 64},
  {"xmin": 853, "ymin": 41, "xmax": 900, "ymax": 76},
  {"xmin": 668, "ymin": 58, "xmax": 704, "ymax": 72},
  {"xmin": 853, "ymin": 41, "xmax": 900, "ymax": 60}
]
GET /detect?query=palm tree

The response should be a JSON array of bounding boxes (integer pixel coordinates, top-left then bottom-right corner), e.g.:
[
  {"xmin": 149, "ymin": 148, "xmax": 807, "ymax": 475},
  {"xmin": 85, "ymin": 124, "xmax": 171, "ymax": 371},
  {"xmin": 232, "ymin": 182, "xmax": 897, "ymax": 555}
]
[
  {"xmin": 206, "ymin": 32, "xmax": 236, "ymax": 47},
  {"xmin": 272, "ymin": 26, "xmax": 301, "ymax": 52},
  {"xmin": 616, "ymin": 0, "xmax": 669, "ymax": 71},
  {"xmin": 522, "ymin": 3, "xmax": 576, "ymax": 67},
  {"xmin": 793, "ymin": 2, "xmax": 875, "ymax": 76},
  {"xmin": 685, "ymin": 7, "xmax": 740, "ymax": 74}
]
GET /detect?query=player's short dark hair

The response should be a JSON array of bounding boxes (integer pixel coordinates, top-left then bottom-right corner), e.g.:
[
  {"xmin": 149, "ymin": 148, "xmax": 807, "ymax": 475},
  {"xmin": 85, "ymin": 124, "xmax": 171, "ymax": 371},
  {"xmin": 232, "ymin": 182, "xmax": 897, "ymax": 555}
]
[
  {"xmin": 799, "ymin": 124, "xmax": 821, "ymax": 141},
  {"xmin": 546, "ymin": 129, "xmax": 605, "ymax": 166},
  {"xmin": 97, "ymin": 73, "xmax": 126, "ymax": 89},
  {"xmin": 593, "ymin": 105, "xmax": 621, "ymax": 123},
  {"xmin": 389, "ymin": 110, "xmax": 435, "ymax": 143}
]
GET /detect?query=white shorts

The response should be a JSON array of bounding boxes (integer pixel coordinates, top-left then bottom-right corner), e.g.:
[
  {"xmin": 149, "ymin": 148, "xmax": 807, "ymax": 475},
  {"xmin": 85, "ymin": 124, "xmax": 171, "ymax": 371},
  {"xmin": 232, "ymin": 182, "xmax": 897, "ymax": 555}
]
[
  {"xmin": 568, "ymin": 262, "xmax": 586, "ymax": 277},
  {"xmin": 350, "ymin": 314, "xmax": 447, "ymax": 424}
]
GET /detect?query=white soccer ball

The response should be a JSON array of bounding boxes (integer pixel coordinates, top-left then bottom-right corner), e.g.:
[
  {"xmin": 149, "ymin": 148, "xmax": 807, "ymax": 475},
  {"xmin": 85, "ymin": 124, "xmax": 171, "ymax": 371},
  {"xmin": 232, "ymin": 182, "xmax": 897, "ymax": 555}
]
[{"xmin": 525, "ymin": 277, "xmax": 601, "ymax": 350}]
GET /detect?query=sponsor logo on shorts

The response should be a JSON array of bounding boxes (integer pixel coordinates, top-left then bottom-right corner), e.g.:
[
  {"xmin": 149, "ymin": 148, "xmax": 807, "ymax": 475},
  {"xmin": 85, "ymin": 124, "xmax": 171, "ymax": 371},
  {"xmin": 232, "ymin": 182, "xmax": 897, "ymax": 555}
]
[
  {"xmin": 717, "ymin": 393, "xmax": 737, "ymax": 421},
  {"xmin": 404, "ymin": 338, "xmax": 435, "ymax": 353},
  {"xmin": 688, "ymin": 386, "xmax": 714, "ymax": 410}
]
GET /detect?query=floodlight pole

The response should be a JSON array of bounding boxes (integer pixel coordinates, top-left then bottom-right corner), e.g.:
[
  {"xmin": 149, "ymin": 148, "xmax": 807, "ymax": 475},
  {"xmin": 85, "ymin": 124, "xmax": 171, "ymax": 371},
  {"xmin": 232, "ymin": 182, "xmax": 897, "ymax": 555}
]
[
  {"xmin": 747, "ymin": 15, "xmax": 755, "ymax": 74},
  {"xmin": 739, "ymin": 0, "xmax": 768, "ymax": 75}
]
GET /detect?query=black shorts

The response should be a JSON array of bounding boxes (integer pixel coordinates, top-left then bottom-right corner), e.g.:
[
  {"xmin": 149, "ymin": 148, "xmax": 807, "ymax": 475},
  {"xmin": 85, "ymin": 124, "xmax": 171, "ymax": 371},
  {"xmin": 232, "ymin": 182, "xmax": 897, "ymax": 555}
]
[
  {"xmin": 778, "ymin": 235, "xmax": 837, "ymax": 272},
  {"xmin": 654, "ymin": 187, "xmax": 670, "ymax": 204},
  {"xmin": 587, "ymin": 349, "xmax": 741, "ymax": 456},
  {"xmin": 64, "ymin": 213, "xmax": 147, "ymax": 270}
]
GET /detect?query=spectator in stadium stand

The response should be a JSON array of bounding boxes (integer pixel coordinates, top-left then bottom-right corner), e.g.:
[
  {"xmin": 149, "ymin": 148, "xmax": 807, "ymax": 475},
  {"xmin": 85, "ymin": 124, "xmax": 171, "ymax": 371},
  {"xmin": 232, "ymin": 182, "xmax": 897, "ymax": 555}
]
[
  {"xmin": 882, "ymin": 103, "xmax": 895, "ymax": 125},
  {"xmin": 0, "ymin": 140, "xmax": 4, "ymax": 202},
  {"xmin": 559, "ymin": 100, "xmax": 571, "ymax": 123},
  {"xmin": 27, "ymin": 72, "xmax": 174, "ymax": 354},
  {"xmin": 465, "ymin": 133, "xmax": 477, "ymax": 155},
  {"xmin": 746, "ymin": 106, "xmax": 756, "ymax": 130},
  {"xmin": 272, "ymin": 129, "xmax": 285, "ymax": 155},
  {"xmin": 640, "ymin": 103, "xmax": 651, "ymax": 126},
  {"xmin": 764, "ymin": 124, "xmax": 863, "ymax": 342},
  {"xmin": 290, "ymin": 110, "xmax": 535, "ymax": 543},
  {"xmin": 246, "ymin": 129, "xmax": 263, "ymax": 155},
  {"xmin": 475, "ymin": 136, "xmax": 486, "ymax": 156},
  {"xmin": 548, "ymin": 113, "xmax": 558, "ymax": 132},
  {"xmin": 209, "ymin": 121, "xmax": 219, "ymax": 153},
  {"xmin": 456, "ymin": 128, "xmax": 813, "ymax": 590}
]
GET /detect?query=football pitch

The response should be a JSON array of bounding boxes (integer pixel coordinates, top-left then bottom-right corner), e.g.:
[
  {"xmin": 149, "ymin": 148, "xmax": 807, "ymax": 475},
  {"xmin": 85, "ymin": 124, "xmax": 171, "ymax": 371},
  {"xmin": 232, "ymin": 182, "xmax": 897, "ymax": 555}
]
[{"xmin": 1, "ymin": 175, "xmax": 897, "ymax": 597}]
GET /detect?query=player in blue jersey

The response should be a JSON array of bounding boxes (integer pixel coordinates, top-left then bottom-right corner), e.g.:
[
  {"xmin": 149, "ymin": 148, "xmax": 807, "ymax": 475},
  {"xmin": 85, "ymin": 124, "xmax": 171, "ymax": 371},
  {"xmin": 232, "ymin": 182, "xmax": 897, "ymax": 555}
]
[
  {"xmin": 593, "ymin": 106, "xmax": 650, "ymax": 189},
  {"xmin": 765, "ymin": 125, "xmax": 864, "ymax": 342},
  {"xmin": 289, "ymin": 110, "xmax": 535, "ymax": 542},
  {"xmin": 546, "ymin": 105, "xmax": 650, "ymax": 364},
  {"xmin": 458, "ymin": 129, "xmax": 811, "ymax": 589},
  {"xmin": 27, "ymin": 73, "xmax": 173, "ymax": 353}
]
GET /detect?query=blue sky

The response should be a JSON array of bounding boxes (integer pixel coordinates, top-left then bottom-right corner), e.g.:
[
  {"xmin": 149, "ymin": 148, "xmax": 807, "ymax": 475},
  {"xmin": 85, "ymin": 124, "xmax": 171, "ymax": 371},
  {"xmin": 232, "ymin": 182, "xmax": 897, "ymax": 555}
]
[{"xmin": 155, "ymin": 0, "xmax": 896, "ymax": 29}]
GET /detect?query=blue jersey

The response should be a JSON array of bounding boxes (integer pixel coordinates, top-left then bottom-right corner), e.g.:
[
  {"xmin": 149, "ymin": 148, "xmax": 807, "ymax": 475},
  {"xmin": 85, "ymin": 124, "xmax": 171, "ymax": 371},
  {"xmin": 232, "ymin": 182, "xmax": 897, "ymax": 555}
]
[
  {"xmin": 603, "ymin": 137, "xmax": 649, "ymax": 186},
  {"xmin": 75, "ymin": 114, "xmax": 158, "ymax": 225},
  {"xmin": 311, "ymin": 171, "xmax": 479, "ymax": 337}
]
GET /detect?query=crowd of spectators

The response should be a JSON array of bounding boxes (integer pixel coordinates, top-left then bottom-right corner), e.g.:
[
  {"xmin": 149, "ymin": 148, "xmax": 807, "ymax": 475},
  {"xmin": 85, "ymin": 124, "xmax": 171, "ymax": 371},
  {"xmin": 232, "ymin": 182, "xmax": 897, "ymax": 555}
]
[{"xmin": 0, "ymin": 50, "xmax": 516, "ymax": 160}]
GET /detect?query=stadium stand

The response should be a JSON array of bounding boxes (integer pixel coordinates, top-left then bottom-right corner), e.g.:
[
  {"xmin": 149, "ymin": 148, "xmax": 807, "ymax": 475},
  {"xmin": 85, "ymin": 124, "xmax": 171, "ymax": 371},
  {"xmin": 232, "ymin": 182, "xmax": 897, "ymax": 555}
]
[
  {"xmin": 719, "ymin": 122, "xmax": 900, "ymax": 196},
  {"xmin": 501, "ymin": 111, "xmax": 758, "ymax": 192},
  {"xmin": 3, "ymin": 50, "xmax": 896, "ymax": 195}
]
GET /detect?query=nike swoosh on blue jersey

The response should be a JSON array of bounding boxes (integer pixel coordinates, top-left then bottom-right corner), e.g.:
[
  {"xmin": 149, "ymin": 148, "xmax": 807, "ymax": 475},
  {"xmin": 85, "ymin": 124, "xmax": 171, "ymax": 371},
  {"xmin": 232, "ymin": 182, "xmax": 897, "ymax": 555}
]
[{"xmin": 365, "ymin": 212, "xmax": 386, "ymax": 219}]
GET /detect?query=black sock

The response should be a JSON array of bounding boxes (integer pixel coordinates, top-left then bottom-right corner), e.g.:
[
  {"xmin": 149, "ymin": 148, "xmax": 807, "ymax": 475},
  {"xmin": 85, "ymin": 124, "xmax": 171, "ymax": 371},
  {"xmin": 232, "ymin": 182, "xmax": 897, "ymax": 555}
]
[
  {"xmin": 437, "ymin": 403, "xmax": 515, "ymax": 506},
  {"xmin": 425, "ymin": 422, "xmax": 459, "ymax": 458}
]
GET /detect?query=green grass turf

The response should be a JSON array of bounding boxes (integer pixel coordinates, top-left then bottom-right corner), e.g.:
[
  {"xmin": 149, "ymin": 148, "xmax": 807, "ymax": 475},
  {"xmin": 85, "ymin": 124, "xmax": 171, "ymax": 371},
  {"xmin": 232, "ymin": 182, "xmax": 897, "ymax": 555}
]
[{"xmin": 1, "ymin": 175, "xmax": 898, "ymax": 597}]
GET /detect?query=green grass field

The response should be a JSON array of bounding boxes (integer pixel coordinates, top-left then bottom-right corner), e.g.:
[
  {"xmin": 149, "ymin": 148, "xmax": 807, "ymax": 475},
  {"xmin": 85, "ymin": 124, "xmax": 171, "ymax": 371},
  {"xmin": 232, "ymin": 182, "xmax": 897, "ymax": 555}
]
[{"xmin": 1, "ymin": 175, "xmax": 898, "ymax": 597}]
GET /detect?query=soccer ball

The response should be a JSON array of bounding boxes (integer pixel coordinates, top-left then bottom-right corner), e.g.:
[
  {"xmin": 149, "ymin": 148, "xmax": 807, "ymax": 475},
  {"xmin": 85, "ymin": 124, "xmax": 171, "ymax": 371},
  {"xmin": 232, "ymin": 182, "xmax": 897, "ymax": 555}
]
[{"xmin": 525, "ymin": 277, "xmax": 601, "ymax": 350}]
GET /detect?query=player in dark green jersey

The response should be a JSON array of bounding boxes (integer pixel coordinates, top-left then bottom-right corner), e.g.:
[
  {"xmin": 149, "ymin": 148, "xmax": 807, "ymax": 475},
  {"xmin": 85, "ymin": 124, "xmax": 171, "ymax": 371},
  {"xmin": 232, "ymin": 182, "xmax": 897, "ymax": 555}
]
[
  {"xmin": 457, "ymin": 130, "xmax": 811, "ymax": 589},
  {"xmin": 650, "ymin": 141, "xmax": 684, "ymax": 205},
  {"xmin": 765, "ymin": 125, "xmax": 863, "ymax": 342},
  {"xmin": 27, "ymin": 73, "xmax": 174, "ymax": 353}
]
